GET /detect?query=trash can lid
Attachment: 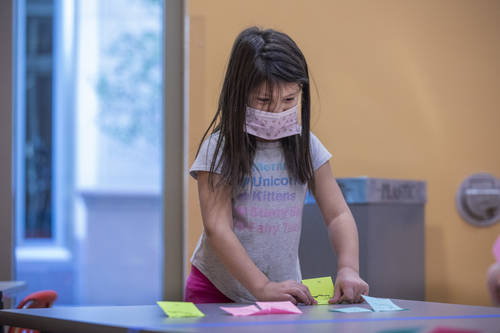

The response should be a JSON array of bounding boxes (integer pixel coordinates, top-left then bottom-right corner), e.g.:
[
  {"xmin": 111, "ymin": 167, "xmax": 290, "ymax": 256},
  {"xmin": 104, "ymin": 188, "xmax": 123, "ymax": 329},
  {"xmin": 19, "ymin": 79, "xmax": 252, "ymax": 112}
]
[{"xmin": 305, "ymin": 177, "xmax": 427, "ymax": 205}]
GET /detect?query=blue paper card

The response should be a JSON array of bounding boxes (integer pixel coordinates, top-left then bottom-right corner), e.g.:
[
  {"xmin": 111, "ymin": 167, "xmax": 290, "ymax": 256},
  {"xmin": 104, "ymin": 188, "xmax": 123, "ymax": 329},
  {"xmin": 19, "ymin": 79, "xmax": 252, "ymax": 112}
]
[
  {"xmin": 362, "ymin": 295, "xmax": 407, "ymax": 312},
  {"xmin": 330, "ymin": 306, "xmax": 372, "ymax": 313}
]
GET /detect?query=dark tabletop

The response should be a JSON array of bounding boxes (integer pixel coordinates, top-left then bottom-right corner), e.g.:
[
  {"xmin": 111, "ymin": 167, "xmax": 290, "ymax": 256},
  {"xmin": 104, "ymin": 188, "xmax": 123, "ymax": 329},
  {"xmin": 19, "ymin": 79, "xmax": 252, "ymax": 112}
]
[{"xmin": 1, "ymin": 299, "xmax": 500, "ymax": 333}]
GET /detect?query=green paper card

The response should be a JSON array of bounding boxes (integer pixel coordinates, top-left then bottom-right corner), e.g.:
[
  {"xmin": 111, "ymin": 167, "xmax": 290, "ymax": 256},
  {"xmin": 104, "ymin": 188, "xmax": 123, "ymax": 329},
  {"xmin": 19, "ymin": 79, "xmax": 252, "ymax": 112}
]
[
  {"xmin": 376, "ymin": 328, "xmax": 421, "ymax": 333},
  {"xmin": 302, "ymin": 276, "xmax": 334, "ymax": 305},
  {"xmin": 157, "ymin": 301, "xmax": 205, "ymax": 318}
]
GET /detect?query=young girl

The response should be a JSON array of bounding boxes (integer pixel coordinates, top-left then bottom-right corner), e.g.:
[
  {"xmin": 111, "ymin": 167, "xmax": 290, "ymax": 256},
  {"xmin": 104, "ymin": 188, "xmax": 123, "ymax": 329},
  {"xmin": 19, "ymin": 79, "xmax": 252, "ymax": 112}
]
[{"xmin": 185, "ymin": 26, "xmax": 369, "ymax": 304}]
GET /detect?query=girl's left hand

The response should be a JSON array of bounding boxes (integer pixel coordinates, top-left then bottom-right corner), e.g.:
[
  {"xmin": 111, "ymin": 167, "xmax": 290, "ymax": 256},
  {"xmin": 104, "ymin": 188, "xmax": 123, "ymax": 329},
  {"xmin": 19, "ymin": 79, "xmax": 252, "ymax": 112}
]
[{"xmin": 329, "ymin": 267, "xmax": 369, "ymax": 304}]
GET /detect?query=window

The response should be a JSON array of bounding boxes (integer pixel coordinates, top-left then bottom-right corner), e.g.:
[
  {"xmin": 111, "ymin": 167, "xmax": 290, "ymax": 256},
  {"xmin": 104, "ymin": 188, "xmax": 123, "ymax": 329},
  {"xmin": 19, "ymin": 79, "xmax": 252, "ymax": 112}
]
[
  {"xmin": 15, "ymin": 0, "xmax": 164, "ymax": 305},
  {"xmin": 23, "ymin": 0, "xmax": 54, "ymax": 240}
]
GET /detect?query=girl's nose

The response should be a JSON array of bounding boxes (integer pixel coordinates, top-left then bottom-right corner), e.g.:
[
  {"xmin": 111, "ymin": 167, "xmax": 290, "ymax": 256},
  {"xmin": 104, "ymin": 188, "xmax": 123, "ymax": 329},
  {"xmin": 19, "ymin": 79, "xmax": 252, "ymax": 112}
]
[{"xmin": 270, "ymin": 102, "xmax": 285, "ymax": 113}]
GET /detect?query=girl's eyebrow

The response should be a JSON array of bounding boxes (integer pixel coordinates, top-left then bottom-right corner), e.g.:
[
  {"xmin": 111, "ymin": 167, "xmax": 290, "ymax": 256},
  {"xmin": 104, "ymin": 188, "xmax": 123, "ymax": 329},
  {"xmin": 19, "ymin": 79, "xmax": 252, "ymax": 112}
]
[
  {"xmin": 255, "ymin": 87, "xmax": 300, "ymax": 98},
  {"xmin": 284, "ymin": 89, "xmax": 301, "ymax": 98}
]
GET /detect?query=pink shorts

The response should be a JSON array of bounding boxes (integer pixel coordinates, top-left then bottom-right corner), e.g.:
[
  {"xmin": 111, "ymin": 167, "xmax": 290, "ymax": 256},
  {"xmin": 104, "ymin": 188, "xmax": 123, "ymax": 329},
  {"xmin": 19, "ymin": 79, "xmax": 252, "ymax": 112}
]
[{"xmin": 184, "ymin": 265, "xmax": 234, "ymax": 304}]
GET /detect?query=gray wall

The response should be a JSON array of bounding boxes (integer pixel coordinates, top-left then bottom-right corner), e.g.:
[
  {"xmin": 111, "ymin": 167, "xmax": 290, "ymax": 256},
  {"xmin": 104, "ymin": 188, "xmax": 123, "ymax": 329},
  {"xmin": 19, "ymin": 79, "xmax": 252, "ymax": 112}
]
[
  {"xmin": 0, "ymin": 0, "xmax": 13, "ymax": 281},
  {"xmin": 77, "ymin": 192, "xmax": 162, "ymax": 305}
]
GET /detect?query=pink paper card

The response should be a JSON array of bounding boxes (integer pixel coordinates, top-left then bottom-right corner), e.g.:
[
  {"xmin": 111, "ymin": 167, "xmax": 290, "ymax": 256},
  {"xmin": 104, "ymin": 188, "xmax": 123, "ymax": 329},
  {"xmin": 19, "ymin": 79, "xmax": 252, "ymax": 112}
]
[
  {"xmin": 255, "ymin": 301, "xmax": 302, "ymax": 314},
  {"xmin": 493, "ymin": 234, "xmax": 500, "ymax": 262},
  {"xmin": 220, "ymin": 305, "xmax": 260, "ymax": 316},
  {"xmin": 220, "ymin": 301, "xmax": 302, "ymax": 316}
]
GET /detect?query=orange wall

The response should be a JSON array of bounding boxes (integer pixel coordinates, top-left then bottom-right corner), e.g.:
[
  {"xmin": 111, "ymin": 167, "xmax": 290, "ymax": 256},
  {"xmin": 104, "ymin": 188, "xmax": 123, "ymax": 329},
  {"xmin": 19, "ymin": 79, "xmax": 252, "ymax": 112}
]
[{"xmin": 186, "ymin": 0, "xmax": 500, "ymax": 306}]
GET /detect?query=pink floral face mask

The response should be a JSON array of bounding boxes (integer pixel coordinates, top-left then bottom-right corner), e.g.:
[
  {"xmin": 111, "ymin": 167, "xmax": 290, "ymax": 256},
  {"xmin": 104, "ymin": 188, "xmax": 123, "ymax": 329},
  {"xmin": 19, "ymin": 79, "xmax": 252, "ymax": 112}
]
[{"xmin": 245, "ymin": 104, "xmax": 301, "ymax": 140}]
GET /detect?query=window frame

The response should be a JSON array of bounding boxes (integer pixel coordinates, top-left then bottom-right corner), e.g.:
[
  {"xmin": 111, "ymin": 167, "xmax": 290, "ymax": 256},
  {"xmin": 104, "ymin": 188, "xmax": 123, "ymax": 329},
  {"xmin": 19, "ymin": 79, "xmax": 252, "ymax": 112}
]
[{"xmin": 15, "ymin": 0, "xmax": 75, "ymax": 258}]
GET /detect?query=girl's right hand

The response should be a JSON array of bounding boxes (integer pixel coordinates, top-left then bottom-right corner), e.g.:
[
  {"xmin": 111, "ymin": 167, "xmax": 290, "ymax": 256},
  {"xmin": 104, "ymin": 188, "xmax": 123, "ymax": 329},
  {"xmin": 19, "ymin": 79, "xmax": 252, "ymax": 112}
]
[{"xmin": 254, "ymin": 280, "xmax": 317, "ymax": 305}]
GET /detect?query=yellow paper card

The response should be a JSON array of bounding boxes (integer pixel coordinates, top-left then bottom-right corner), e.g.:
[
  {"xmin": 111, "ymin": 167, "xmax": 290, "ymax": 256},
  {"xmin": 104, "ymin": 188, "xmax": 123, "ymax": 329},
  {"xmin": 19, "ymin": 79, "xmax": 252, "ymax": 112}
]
[
  {"xmin": 302, "ymin": 276, "xmax": 334, "ymax": 305},
  {"xmin": 157, "ymin": 301, "xmax": 205, "ymax": 318}
]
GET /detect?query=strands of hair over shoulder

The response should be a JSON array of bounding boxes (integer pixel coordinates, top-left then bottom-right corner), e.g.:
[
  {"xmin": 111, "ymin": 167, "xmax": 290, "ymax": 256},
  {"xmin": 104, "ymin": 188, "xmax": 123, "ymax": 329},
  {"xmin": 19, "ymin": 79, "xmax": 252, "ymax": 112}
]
[{"xmin": 196, "ymin": 26, "xmax": 315, "ymax": 194}]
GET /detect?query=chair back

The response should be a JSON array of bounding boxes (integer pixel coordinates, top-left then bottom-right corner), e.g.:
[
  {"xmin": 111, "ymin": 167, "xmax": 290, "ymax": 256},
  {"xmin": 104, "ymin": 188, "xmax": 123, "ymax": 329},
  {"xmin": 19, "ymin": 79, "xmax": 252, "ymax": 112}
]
[{"xmin": 8, "ymin": 290, "xmax": 58, "ymax": 333}]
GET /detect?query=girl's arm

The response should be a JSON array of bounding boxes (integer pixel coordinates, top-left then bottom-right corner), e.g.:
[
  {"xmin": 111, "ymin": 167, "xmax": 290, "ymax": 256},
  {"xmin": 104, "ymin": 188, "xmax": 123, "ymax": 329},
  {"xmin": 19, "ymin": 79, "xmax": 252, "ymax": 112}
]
[
  {"xmin": 197, "ymin": 171, "xmax": 315, "ymax": 305},
  {"xmin": 312, "ymin": 161, "xmax": 369, "ymax": 303},
  {"xmin": 487, "ymin": 262, "xmax": 500, "ymax": 306}
]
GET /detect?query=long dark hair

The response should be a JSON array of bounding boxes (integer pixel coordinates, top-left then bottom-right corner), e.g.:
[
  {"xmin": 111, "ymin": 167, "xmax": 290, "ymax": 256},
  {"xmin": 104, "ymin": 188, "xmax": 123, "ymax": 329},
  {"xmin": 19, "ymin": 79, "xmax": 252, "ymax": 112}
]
[{"xmin": 197, "ymin": 27, "xmax": 314, "ymax": 193}]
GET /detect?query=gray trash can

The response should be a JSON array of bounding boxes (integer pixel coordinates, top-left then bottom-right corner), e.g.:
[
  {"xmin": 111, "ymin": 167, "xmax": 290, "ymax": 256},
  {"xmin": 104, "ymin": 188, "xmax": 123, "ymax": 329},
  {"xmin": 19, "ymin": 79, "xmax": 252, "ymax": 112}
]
[{"xmin": 299, "ymin": 177, "xmax": 426, "ymax": 300}]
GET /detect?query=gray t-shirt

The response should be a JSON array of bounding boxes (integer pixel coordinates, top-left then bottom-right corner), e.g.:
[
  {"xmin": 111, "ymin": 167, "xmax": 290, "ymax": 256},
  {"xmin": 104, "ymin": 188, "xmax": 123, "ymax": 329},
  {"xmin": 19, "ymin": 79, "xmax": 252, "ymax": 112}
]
[{"xmin": 189, "ymin": 132, "xmax": 332, "ymax": 303}]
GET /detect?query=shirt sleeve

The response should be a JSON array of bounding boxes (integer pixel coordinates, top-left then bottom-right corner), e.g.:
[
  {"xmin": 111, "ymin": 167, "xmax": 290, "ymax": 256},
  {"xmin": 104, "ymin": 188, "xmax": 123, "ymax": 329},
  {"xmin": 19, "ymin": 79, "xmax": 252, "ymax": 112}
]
[
  {"xmin": 309, "ymin": 132, "xmax": 332, "ymax": 171},
  {"xmin": 189, "ymin": 133, "xmax": 223, "ymax": 179}
]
